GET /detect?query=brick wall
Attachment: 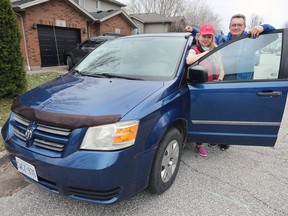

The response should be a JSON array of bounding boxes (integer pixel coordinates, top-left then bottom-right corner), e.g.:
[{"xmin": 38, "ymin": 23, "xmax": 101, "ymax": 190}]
[
  {"xmin": 90, "ymin": 14, "xmax": 133, "ymax": 37},
  {"xmin": 16, "ymin": 0, "xmax": 134, "ymax": 69},
  {"xmin": 17, "ymin": 0, "xmax": 89, "ymax": 69}
]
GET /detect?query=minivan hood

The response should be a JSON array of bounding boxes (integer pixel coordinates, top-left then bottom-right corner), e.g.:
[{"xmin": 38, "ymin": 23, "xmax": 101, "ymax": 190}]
[{"xmin": 12, "ymin": 74, "xmax": 164, "ymax": 128}]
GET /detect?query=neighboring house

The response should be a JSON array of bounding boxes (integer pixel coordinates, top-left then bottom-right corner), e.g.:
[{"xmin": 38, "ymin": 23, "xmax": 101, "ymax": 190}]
[
  {"xmin": 169, "ymin": 16, "xmax": 187, "ymax": 32},
  {"xmin": 11, "ymin": 0, "xmax": 136, "ymax": 70},
  {"xmin": 130, "ymin": 13, "xmax": 187, "ymax": 34}
]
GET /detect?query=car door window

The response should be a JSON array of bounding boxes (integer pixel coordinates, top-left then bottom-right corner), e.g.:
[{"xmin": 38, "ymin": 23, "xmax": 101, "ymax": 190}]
[
  {"xmin": 199, "ymin": 32, "xmax": 282, "ymax": 81},
  {"xmin": 91, "ymin": 39, "xmax": 107, "ymax": 49},
  {"xmin": 81, "ymin": 40, "xmax": 95, "ymax": 51}
]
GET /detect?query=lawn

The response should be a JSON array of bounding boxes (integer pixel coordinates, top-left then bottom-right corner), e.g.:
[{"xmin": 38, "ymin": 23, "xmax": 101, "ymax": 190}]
[{"xmin": 0, "ymin": 72, "xmax": 61, "ymax": 150}]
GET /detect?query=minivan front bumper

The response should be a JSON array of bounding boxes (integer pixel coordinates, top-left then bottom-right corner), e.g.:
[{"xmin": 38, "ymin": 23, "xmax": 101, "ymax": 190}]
[{"xmin": 3, "ymin": 130, "xmax": 155, "ymax": 204}]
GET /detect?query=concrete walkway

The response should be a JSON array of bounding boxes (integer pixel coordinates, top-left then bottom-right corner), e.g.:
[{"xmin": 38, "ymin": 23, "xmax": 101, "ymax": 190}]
[{"xmin": 26, "ymin": 65, "xmax": 68, "ymax": 75}]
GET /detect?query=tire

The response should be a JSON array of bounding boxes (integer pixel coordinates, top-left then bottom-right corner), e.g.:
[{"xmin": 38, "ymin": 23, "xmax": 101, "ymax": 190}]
[
  {"xmin": 66, "ymin": 56, "xmax": 74, "ymax": 70},
  {"xmin": 148, "ymin": 127, "xmax": 183, "ymax": 194}
]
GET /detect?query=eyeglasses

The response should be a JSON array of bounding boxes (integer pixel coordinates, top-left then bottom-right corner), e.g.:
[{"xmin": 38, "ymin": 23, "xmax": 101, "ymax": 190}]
[{"xmin": 230, "ymin": 23, "xmax": 244, "ymax": 28}]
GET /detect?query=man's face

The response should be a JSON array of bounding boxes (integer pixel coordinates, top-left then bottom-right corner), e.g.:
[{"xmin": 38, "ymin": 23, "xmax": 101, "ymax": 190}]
[{"xmin": 229, "ymin": 18, "xmax": 246, "ymax": 38}]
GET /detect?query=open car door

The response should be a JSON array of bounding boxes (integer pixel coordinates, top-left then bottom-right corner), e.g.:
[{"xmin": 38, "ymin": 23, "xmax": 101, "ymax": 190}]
[{"xmin": 188, "ymin": 29, "xmax": 288, "ymax": 147}]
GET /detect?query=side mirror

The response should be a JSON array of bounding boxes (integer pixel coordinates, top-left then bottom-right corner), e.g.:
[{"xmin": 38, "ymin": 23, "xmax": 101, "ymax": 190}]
[{"xmin": 188, "ymin": 65, "xmax": 208, "ymax": 83}]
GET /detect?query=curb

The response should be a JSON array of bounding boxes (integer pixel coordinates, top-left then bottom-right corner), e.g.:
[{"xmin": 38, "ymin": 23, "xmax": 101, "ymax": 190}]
[{"xmin": 26, "ymin": 66, "xmax": 68, "ymax": 75}]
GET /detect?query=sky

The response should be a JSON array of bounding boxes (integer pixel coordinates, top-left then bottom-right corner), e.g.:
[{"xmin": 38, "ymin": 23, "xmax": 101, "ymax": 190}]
[
  {"xmin": 207, "ymin": 0, "xmax": 287, "ymax": 33},
  {"xmin": 120, "ymin": 0, "xmax": 287, "ymax": 33}
]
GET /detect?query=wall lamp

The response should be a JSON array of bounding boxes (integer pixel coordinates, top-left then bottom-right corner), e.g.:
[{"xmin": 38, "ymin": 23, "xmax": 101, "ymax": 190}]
[
  {"xmin": 32, "ymin": 23, "xmax": 37, "ymax": 30},
  {"xmin": 82, "ymin": 28, "xmax": 86, "ymax": 34}
]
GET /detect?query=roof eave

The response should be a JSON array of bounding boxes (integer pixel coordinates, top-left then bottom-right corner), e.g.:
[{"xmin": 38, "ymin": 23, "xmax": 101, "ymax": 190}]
[
  {"xmin": 12, "ymin": 0, "xmax": 96, "ymax": 21},
  {"xmin": 130, "ymin": 16, "xmax": 146, "ymax": 23},
  {"xmin": 12, "ymin": 0, "xmax": 50, "ymax": 9},
  {"xmin": 99, "ymin": 11, "xmax": 137, "ymax": 28}
]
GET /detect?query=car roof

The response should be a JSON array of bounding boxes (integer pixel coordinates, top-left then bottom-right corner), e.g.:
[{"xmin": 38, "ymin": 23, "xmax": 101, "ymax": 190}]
[{"xmin": 89, "ymin": 36, "xmax": 119, "ymax": 41}]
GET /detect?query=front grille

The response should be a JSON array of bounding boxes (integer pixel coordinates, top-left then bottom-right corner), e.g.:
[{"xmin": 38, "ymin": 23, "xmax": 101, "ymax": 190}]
[
  {"xmin": 11, "ymin": 113, "xmax": 72, "ymax": 154},
  {"xmin": 68, "ymin": 187, "xmax": 120, "ymax": 201},
  {"xmin": 34, "ymin": 138, "xmax": 65, "ymax": 152}
]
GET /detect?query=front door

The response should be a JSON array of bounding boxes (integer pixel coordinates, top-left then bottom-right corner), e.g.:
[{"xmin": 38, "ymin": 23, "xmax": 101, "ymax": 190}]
[{"xmin": 188, "ymin": 30, "xmax": 288, "ymax": 146}]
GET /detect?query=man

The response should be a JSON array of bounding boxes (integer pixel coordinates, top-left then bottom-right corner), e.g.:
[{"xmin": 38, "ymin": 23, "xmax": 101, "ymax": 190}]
[{"xmin": 185, "ymin": 14, "xmax": 275, "ymax": 151}]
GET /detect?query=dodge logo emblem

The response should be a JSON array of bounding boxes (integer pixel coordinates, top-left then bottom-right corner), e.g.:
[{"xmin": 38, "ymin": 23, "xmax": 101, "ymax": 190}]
[{"xmin": 25, "ymin": 127, "xmax": 33, "ymax": 140}]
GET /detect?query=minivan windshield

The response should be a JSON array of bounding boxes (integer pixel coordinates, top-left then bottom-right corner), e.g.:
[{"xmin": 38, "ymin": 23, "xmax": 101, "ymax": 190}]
[{"xmin": 73, "ymin": 36, "xmax": 187, "ymax": 81}]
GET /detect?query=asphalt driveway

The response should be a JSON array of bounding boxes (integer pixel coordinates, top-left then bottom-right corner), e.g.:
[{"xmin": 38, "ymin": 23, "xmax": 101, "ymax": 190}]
[{"xmin": 0, "ymin": 100, "xmax": 288, "ymax": 216}]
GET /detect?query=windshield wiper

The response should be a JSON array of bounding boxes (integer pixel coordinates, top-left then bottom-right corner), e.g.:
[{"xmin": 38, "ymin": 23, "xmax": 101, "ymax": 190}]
[
  {"xmin": 92, "ymin": 73, "xmax": 143, "ymax": 80},
  {"xmin": 72, "ymin": 70, "xmax": 103, "ymax": 78},
  {"xmin": 72, "ymin": 69, "xmax": 85, "ymax": 76}
]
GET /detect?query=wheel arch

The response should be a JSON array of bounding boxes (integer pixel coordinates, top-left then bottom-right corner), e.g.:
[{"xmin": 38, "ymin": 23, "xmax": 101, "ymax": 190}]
[
  {"xmin": 64, "ymin": 54, "xmax": 74, "ymax": 63},
  {"xmin": 146, "ymin": 113, "xmax": 188, "ymax": 151}
]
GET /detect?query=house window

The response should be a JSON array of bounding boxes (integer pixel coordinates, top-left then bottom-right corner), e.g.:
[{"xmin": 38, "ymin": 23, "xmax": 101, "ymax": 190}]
[
  {"xmin": 96, "ymin": 0, "xmax": 100, "ymax": 9},
  {"xmin": 115, "ymin": 28, "xmax": 121, "ymax": 34},
  {"xmin": 74, "ymin": 0, "xmax": 84, "ymax": 7},
  {"xmin": 78, "ymin": 0, "xmax": 84, "ymax": 7}
]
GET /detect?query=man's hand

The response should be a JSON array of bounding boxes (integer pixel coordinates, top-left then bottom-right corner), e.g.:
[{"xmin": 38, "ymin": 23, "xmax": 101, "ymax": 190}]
[
  {"xmin": 184, "ymin": 25, "xmax": 193, "ymax": 32},
  {"xmin": 248, "ymin": 25, "xmax": 264, "ymax": 38}
]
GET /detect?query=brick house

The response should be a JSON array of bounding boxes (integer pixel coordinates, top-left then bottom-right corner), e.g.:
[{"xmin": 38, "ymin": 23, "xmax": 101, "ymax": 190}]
[{"xmin": 12, "ymin": 0, "xmax": 137, "ymax": 70}]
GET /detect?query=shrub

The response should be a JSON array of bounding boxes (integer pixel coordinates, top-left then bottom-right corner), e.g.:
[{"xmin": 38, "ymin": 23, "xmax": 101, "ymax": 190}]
[{"xmin": 0, "ymin": 0, "xmax": 27, "ymax": 97}]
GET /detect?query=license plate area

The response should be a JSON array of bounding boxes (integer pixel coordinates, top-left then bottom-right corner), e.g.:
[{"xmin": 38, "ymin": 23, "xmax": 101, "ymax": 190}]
[{"xmin": 15, "ymin": 157, "xmax": 38, "ymax": 182}]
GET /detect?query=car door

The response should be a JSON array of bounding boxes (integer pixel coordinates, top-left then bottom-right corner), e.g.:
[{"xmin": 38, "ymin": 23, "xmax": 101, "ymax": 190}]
[{"xmin": 188, "ymin": 29, "xmax": 288, "ymax": 147}]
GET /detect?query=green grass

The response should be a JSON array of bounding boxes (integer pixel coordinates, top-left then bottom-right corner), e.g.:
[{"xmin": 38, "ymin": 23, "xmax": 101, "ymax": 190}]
[{"xmin": 0, "ymin": 72, "xmax": 61, "ymax": 150}]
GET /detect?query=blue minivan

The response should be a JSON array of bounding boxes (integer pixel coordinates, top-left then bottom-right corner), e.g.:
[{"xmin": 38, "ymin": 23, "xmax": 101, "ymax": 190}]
[{"xmin": 1, "ymin": 29, "xmax": 288, "ymax": 204}]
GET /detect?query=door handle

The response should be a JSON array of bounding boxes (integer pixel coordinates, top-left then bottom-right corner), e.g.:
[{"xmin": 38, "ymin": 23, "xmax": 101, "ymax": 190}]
[{"xmin": 256, "ymin": 91, "xmax": 282, "ymax": 96}]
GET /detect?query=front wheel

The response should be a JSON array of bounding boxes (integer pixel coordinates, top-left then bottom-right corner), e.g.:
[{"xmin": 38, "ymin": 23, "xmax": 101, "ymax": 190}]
[{"xmin": 148, "ymin": 127, "xmax": 183, "ymax": 194}]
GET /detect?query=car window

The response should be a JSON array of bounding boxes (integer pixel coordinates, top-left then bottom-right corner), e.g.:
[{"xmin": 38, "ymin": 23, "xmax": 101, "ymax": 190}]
[
  {"xmin": 94, "ymin": 39, "xmax": 108, "ymax": 48},
  {"xmin": 199, "ymin": 32, "xmax": 282, "ymax": 81},
  {"xmin": 81, "ymin": 40, "xmax": 93, "ymax": 49}
]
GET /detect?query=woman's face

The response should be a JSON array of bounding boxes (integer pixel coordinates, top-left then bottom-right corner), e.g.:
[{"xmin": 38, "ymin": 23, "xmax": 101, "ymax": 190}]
[{"xmin": 199, "ymin": 34, "xmax": 213, "ymax": 47}]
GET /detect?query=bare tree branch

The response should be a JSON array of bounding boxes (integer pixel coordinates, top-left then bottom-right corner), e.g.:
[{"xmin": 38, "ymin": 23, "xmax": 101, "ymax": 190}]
[
  {"xmin": 183, "ymin": 0, "xmax": 222, "ymax": 30},
  {"xmin": 124, "ymin": 0, "xmax": 222, "ymax": 30},
  {"xmin": 248, "ymin": 13, "xmax": 263, "ymax": 29},
  {"xmin": 125, "ymin": 0, "xmax": 186, "ymax": 16}
]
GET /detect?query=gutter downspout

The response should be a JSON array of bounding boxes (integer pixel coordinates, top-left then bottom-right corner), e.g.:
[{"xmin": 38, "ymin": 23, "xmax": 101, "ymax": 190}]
[{"xmin": 16, "ymin": 12, "xmax": 31, "ymax": 71}]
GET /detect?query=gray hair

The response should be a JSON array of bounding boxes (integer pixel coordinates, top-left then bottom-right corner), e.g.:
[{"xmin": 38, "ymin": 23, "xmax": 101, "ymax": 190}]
[{"xmin": 230, "ymin": 14, "xmax": 246, "ymax": 25}]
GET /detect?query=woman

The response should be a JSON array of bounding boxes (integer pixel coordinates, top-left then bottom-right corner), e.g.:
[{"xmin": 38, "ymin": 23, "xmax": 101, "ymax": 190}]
[{"xmin": 186, "ymin": 24, "xmax": 224, "ymax": 156}]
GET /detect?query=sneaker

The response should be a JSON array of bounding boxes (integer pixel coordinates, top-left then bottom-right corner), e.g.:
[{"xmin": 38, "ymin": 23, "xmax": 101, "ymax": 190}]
[
  {"xmin": 220, "ymin": 145, "xmax": 230, "ymax": 151},
  {"xmin": 208, "ymin": 143, "xmax": 218, "ymax": 147},
  {"xmin": 195, "ymin": 145, "xmax": 208, "ymax": 157}
]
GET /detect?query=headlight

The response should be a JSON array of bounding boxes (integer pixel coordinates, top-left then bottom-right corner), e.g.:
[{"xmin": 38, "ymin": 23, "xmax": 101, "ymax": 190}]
[{"xmin": 80, "ymin": 120, "xmax": 139, "ymax": 150}]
